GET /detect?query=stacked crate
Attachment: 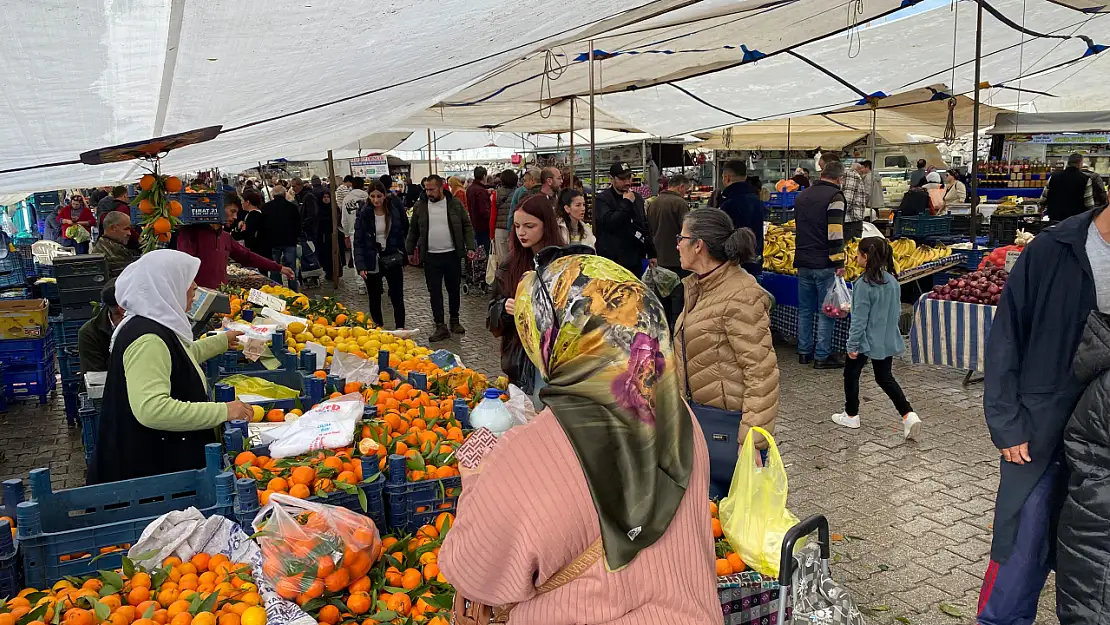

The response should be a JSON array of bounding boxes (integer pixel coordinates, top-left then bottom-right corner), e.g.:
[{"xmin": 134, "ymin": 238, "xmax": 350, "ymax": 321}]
[
  {"xmin": 0, "ymin": 299, "xmax": 53, "ymax": 407},
  {"xmin": 50, "ymin": 316, "xmax": 86, "ymax": 423}
]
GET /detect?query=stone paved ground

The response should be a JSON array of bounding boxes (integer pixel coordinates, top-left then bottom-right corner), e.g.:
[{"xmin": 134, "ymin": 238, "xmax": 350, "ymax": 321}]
[{"xmin": 0, "ymin": 267, "xmax": 1061, "ymax": 623}]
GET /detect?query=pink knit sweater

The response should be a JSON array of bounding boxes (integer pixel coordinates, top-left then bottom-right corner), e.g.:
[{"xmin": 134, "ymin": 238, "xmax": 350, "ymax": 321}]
[{"xmin": 439, "ymin": 408, "xmax": 719, "ymax": 624}]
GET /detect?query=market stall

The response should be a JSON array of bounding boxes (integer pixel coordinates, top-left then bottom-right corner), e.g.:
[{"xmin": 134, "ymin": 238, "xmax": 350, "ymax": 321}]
[
  {"xmin": 984, "ymin": 111, "xmax": 1110, "ymax": 202},
  {"xmin": 908, "ymin": 257, "xmax": 1013, "ymax": 384}
]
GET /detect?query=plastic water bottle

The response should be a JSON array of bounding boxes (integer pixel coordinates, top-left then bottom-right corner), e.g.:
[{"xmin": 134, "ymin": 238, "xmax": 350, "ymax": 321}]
[{"xmin": 469, "ymin": 388, "xmax": 515, "ymax": 437}]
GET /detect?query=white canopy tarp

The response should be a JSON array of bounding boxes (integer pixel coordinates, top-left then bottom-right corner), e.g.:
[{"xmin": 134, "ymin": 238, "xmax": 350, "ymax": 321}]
[
  {"xmin": 593, "ymin": 0, "xmax": 1110, "ymax": 137},
  {"xmin": 0, "ymin": 0, "xmax": 691, "ymax": 193},
  {"xmin": 696, "ymin": 87, "xmax": 1006, "ymax": 149},
  {"xmin": 988, "ymin": 110, "xmax": 1110, "ymax": 134},
  {"xmin": 391, "ymin": 99, "xmax": 640, "ymax": 133}
]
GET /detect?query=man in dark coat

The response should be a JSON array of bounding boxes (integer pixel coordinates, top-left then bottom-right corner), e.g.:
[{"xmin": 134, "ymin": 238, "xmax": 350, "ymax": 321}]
[
  {"xmin": 1057, "ymin": 311, "xmax": 1110, "ymax": 625},
  {"xmin": 594, "ymin": 161, "xmax": 657, "ymax": 277},
  {"xmin": 717, "ymin": 160, "xmax": 764, "ymax": 277},
  {"xmin": 1040, "ymin": 153, "xmax": 1098, "ymax": 221},
  {"xmin": 978, "ymin": 207, "xmax": 1105, "ymax": 624}
]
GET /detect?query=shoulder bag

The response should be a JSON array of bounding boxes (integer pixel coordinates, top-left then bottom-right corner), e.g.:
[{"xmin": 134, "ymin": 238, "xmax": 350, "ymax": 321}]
[
  {"xmin": 680, "ymin": 327, "xmax": 743, "ymax": 501},
  {"xmin": 452, "ymin": 537, "xmax": 603, "ymax": 624}
]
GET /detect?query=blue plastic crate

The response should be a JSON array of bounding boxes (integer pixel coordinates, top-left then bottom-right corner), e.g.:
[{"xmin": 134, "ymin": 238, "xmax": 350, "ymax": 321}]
[
  {"xmin": 211, "ymin": 369, "xmax": 327, "ymax": 413},
  {"xmin": 0, "ymin": 519, "xmax": 19, "ymax": 599},
  {"xmin": 130, "ymin": 191, "xmax": 225, "ymax": 226},
  {"xmin": 78, "ymin": 396, "xmax": 97, "ymax": 468},
  {"xmin": 229, "ymin": 454, "xmax": 386, "ymax": 532},
  {"xmin": 0, "ymin": 249, "xmax": 27, "ymax": 290},
  {"xmin": 59, "ymin": 347, "xmax": 82, "ymax": 384},
  {"xmin": 766, "ymin": 208, "xmax": 795, "ymax": 225},
  {"xmin": 35, "ymin": 263, "xmax": 54, "ymax": 278},
  {"xmin": 894, "ymin": 214, "xmax": 953, "ymax": 238},
  {"xmin": 3, "ymin": 360, "xmax": 56, "ymax": 404},
  {"xmin": 0, "ymin": 332, "xmax": 54, "ymax": 368},
  {"xmin": 21, "ymin": 258, "xmax": 36, "ymax": 279},
  {"xmin": 49, "ymin": 315, "xmax": 86, "ymax": 348},
  {"xmin": 15, "ymin": 444, "xmax": 234, "ymax": 588},
  {"xmin": 960, "ymin": 247, "xmax": 994, "ymax": 271},
  {"xmin": 383, "ymin": 454, "xmax": 461, "ymax": 533},
  {"xmin": 766, "ymin": 191, "xmax": 799, "ymax": 208}
]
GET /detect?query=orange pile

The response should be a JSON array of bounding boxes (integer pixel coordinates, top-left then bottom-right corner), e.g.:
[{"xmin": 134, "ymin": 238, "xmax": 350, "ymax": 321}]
[
  {"xmin": 0, "ymin": 554, "xmax": 265, "ymax": 625},
  {"xmin": 233, "ymin": 448, "xmax": 366, "ymax": 506},
  {"xmin": 356, "ymin": 372, "xmax": 465, "ymax": 483},
  {"xmin": 298, "ymin": 513, "xmax": 455, "ymax": 625},
  {"xmin": 711, "ymin": 501, "xmax": 747, "ymax": 576}
]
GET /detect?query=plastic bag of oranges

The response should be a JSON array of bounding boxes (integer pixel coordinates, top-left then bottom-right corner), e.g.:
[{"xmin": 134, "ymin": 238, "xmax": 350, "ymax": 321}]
[{"xmin": 253, "ymin": 493, "xmax": 383, "ymax": 607}]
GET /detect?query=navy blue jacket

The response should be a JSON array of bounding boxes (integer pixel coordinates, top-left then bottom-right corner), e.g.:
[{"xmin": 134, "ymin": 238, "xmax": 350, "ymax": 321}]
[
  {"xmin": 984, "ymin": 208, "xmax": 1100, "ymax": 561},
  {"xmin": 718, "ymin": 181, "xmax": 764, "ymax": 276},
  {"xmin": 352, "ymin": 202, "xmax": 409, "ymax": 273}
]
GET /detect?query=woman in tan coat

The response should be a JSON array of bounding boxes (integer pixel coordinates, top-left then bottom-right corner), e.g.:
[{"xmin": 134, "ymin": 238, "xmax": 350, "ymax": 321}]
[{"xmin": 674, "ymin": 208, "xmax": 780, "ymax": 497}]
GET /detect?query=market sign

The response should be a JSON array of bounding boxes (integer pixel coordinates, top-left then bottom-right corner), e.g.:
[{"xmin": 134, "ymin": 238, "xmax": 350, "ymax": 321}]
[
  {"xmin": 350, "ymin": 155, "xmax": 389, "ymax": 178},
  {"xmin": 1027, "ymin": 133, "xmax": 1110, "ymax": 144}
]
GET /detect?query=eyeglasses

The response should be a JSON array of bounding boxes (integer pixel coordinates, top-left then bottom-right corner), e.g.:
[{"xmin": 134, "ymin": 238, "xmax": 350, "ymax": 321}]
[{"xmin": 675, "ymin": 234, "xmax": 696, "ymax": 244}]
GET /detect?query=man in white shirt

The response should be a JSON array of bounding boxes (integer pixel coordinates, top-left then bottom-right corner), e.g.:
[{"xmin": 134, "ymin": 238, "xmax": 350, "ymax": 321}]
[
  {"xmin": 406, "ymin": 175, "xmax": 476, "ymax": 342},
  {"xmin": 342, "ymin": 177, "xmax": 368, "ymax": 268}
]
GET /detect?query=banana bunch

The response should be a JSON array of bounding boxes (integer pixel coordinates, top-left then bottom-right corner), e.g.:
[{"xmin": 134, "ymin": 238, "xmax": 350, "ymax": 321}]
[
  {"xmin": 892, "ymin": 241, "xmax": 952, "ymax": 274},
  {"xmin": 763, "ymin": 225, "xmax": 796, "ymax": 275},
  {"xmin": 764, "ymin": 229, "xmax": 952, "ymax": 277}
]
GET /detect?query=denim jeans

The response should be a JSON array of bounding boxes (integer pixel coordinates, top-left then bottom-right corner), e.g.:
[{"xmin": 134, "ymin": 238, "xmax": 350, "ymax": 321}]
[
  {"xmin": 797, "ymin": 267, "xmax": 837, "ymax": 360},
  {"xmin": 270, "ymin": 246, "xmax": 298, "ymax": 292}
]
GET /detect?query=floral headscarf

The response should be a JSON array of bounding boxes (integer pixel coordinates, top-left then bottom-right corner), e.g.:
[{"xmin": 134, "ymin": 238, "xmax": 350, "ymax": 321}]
[{"xmin": 515, "ymin": 255, "xmax": 693, "ymax": 571}]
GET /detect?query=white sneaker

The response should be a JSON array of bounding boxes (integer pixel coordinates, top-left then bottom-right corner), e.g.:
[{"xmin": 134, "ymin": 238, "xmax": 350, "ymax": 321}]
[
  {"xmin": 903, "ymin": 412, "xmax": 922, "ymax": 441},
  {"xmin": 831, "ymin": 412, "xmax": 860, "ymax": 429}
]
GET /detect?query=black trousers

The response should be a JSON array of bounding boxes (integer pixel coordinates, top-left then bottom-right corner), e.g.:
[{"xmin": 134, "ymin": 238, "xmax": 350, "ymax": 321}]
[
  {"xmin": 423, "ymin": 251, "xmax": 461, "ymax": 324},
  {"xmin": 844, "ymin": 355, "xmax": 913, "ymax": 416},
  {"xmin": 365, "ymin": 265, "xmax": 405, "ymax": 328}
]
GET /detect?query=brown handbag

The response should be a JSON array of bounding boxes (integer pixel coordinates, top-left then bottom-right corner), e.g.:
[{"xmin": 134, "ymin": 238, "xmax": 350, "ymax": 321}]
[{"xmin": 452, "ymin": 537, "xmax": 604, "ymax": 624}]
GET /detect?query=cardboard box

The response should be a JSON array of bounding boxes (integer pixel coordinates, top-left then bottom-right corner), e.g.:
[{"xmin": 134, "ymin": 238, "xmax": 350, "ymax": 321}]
[{"xmin": 0, "ymin": 299, "xmax": 49, "ymax": 339}]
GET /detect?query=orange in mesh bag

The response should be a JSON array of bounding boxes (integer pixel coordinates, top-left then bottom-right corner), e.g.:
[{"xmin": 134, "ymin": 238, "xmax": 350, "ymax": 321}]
[{"xmin": 254, "ymin": 493, "xmax": 383, "ymax": 606}]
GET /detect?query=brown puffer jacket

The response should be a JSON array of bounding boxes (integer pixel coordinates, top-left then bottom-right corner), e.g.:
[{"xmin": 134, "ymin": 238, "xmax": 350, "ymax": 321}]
[{"xmin": 674, "ymin": 262, "xmax": 780, "ymax": 448}]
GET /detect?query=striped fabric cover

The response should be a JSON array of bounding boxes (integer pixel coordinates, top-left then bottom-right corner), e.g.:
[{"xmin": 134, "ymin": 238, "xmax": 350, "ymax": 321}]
[{"xmin": 909, "ymin": 293, "xmax": 996, "ymax": 372}]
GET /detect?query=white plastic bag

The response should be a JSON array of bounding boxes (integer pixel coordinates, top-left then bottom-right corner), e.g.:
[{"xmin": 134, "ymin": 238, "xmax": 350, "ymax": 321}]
[
  {"xmin": 258, "ymin": 392, "xmax": 365, "ymax": 458},
  {"xmin": 822, "ymin": 276, "xmax": 852, "ymax": 319},
  {"xmin": 505, "ymin": 384, "xmax": 537, "ymax": 426},
  {"xmin": 329, "ymin": 350, "xmax": 379, "ymax": 386}
]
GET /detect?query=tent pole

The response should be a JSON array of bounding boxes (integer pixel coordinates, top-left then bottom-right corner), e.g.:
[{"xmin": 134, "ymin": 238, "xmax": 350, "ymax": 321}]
[
  {"xmin": 786, "ymin": 118, "xmax": 792, "ymax": 176},
  {"xmin": 569, "ymin": 98, "xmax": 575, "ymax": 183},
  {"xmin": 641, "ymin": 139, "xmax": 647, "ymax": 187},
  {"xmin": 870, "ymin": 108, "xmax": 877, "ymax": 166},
  {"xmin": 969, "ymin": 0, "xmax": 983, "ymax": 247},
  {"xmin": 327, "ymin": 150, "xmax": 340, "ymax": 290},
  {"xmin": 589, "ymin": 42, "xmax": 597, "ymax": 212}
]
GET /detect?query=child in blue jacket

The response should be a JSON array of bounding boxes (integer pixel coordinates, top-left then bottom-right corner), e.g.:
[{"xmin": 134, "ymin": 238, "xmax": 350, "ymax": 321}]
[{"xmin": 831, "ymin": 236, "xmax": 921, "ymax": 440}]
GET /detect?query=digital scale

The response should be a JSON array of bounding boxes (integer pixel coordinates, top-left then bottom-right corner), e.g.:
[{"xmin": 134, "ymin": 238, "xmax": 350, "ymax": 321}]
[{"xmin": 187, "ymin": 286, "xmax": 230, "ymax": 338}]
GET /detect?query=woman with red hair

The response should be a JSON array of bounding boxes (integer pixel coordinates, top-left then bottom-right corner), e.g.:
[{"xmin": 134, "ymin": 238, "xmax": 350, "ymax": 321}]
[{"xmin": 487, "ymin": 194, "xmax": 566, "ymax": 392}]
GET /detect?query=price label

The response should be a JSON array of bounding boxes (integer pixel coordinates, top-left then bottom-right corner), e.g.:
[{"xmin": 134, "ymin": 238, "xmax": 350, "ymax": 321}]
[
  {"xmin": 1005, "ymin": 250, "xmax": 1021, "ymax": 272},
  {"xmin": 247, "ymin": 288, "xmax": 286, "ymax": 313}
]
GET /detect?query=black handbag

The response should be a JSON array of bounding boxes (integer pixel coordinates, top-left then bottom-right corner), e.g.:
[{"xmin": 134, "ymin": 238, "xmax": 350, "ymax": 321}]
[
  {"xmin": 379, "ymin": 250, "xmax": 405, "ymax": 270},
  {"xmin": 680, "ymin": 328, "xmax": 743, "ymax": 501}
]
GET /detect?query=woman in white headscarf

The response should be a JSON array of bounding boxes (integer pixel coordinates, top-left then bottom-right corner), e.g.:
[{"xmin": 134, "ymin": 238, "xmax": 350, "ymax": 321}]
[
  {"xmin": 88, "ymin": 249, "xmax": 253, "ymax": 484},
  {"xmin": 923, "ymin": 171, "xmax": 946, "ymax": 214}
]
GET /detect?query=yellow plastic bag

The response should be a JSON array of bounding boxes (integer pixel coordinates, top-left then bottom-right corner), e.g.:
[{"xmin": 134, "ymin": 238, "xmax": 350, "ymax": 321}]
[
  {"xmin": 218, "ymin": 374, "xmax": 299, "ymax": 400},
  {"xmin": 719, "ymin": 426, "xmax": 801, "ymax": 578}
]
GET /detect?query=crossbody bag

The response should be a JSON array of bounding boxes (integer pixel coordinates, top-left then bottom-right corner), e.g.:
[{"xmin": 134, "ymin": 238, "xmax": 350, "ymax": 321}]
[
  {"xmin": 680, "ymin": 327, "xmax": 743, "ymax": 501},
  {"xmin": 452, "ymin": 537, "xmax": 603, "ymax": 624}
]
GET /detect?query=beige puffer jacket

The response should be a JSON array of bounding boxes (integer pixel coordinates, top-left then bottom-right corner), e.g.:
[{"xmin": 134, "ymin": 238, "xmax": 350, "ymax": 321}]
[{"xmin": 674, "ymin": 262, "xmax": 780, "ymax": 448}]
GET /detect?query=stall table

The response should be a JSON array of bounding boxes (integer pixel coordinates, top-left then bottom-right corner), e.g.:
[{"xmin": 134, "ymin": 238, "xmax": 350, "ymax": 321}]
[
  {"xmin": 908, "ymin": 293, "xmax": 996, "ymax": 385},
  {"xmin": 759, "ymin": 254, "xmax": 965, "ymax": 354}
]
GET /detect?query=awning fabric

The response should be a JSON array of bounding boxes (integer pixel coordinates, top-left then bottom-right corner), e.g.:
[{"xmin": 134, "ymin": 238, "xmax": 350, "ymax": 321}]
[
  {"xmin": 989, "ymin": 111, "xmax": 1110, "ymax": 134},
  {"xmin": 0, "ymin": 0, "xmax": 687, "ymax": 193},
  {"xmin": 392, "ymin": 100, "xmax": 641, "ymax": 133},
  {"xmin": 591, "ymin": 0, "xmax": 1110, "ymax": 137},
  {"xmin": 696, "ymin": 88, "xmax": 1006, "ymax": 150}
]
